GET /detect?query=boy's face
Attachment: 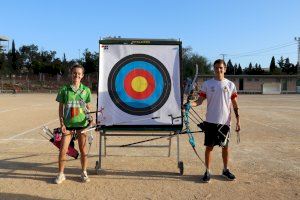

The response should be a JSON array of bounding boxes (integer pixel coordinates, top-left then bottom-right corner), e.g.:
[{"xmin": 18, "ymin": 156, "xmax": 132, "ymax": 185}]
[
  {"xmin": 214, "ymin": 63, "xmax": 227, "ymax": 76},
  {"xmin": 72, "ymin": 67, "xmax": 84, "ymax": 83}
]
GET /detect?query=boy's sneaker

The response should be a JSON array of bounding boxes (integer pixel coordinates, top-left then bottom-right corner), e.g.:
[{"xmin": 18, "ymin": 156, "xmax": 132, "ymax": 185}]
[
  {"xmin": 81, "ymin": 171, "xmax": 90, "ymax": 183},
  {"xmin": 202, "ymin": 171, "xmax": 211, "ymax": 183},
  {"xmin": 54, "ymin": 173, "xmax": 66, "ymax": 184},
  {"xmin": 222, "ymin": 169, "xmax": 236, "ymax": 181}
]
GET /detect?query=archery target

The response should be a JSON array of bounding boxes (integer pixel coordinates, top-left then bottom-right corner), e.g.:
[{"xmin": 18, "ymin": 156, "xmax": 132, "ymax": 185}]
[
  {"xmin": 98, "ymin": 43, "xmax": 182, "ymax": 126},
  {"xmin": 108, "ymin": 54, "xmax": 171, "ymax": 115}
]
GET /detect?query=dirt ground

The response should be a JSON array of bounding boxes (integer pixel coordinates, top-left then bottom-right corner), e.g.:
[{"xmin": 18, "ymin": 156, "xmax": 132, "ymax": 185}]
[{"xmin": 0, "ymin": 93, "xmax": 299, "ymax": 200}]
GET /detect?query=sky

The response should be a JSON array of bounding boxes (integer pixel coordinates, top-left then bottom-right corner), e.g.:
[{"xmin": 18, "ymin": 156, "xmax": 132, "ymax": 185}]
[{"xmin": 1, "ymin": 0, "xmax": 299, "ymax": 68}]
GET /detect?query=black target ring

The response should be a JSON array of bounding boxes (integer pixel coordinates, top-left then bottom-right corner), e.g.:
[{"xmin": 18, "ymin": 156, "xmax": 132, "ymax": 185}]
[{"xmin": 108, "ymin": 54, "xmax": 171, "ymax": 116}]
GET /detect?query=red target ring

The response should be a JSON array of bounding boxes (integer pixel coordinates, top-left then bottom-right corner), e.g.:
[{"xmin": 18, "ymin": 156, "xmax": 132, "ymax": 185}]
[{"xmin": 124, "ymin": 69, "xmax": 155, "ymax": 99}]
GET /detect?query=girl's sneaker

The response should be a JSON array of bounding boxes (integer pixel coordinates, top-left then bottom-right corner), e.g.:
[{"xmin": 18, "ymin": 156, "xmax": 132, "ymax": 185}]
[
  {"xmin": 81, "ymin": 171, "xmax": 90, "ymax": 183},
  {"xmin": 54, "ymin": 173, "xmax": 66, "ymax": 184}
]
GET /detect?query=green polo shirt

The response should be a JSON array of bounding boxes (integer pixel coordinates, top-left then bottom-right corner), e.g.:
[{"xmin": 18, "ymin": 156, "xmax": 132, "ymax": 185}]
[{"xmin": 56, "ymin": 83, "xmax": 91, "ymax": 128}]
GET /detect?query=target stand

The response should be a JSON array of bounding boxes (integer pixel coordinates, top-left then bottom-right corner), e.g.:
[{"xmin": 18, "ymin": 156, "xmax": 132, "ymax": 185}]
[{"xmin": 96, "ymin": 38, "xmax": 184, "ymax": 175}]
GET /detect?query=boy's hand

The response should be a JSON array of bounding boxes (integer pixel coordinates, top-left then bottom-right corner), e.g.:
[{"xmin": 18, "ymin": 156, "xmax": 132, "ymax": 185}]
[{"xmin": 235, "ymin": 122, "xmax": 241, "ymax": 132}]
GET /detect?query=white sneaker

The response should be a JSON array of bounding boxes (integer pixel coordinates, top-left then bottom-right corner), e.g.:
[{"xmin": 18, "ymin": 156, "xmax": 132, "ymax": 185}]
[
  {"xmin": 81, "ymin": 171, "xmax": 90, "ymax": 183},
  {"xmin": 54, "ymin": 173, "xmax": 66, "ymax": 184}
]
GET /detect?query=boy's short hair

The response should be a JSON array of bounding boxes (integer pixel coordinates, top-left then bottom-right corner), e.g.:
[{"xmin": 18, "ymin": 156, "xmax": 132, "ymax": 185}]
[
  {"xmin": 71, "ymin": 63, "xmax": 85, "ymax": 73},
  {"xmin": 213, "ymin": 59, "xmax": 226, "ymax": 67}
]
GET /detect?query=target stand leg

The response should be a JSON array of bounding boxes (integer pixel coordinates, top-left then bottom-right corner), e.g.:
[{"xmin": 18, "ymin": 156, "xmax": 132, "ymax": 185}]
[
  {"xmin": 104, "ymin": 136, "xmax": 107, "ymax": 157},
  {"xmin": 95, "ymin": 130, "xmax": 104, "ymax": 175},
  {"xmin": 167, "ymin": 132, "xmax": 172, "ymax": 157},
  {"xmin": 176, "ymin": 131, "xmax": 184, "ymax": 175}
]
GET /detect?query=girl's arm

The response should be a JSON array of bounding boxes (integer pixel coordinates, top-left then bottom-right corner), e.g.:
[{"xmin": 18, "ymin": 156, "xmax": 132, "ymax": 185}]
[{"xmin": 59, "ymin": 103, "xmax": 67, "ymax": 133}]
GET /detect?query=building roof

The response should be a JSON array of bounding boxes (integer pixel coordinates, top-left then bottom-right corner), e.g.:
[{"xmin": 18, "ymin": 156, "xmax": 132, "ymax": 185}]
[
  {"xmin": 198, "ymin": 74, "xmax": 300, "ymax": 78},
  {"xmin": 0, "ymin": 35, "xmax": 9, "ymax": 41}
]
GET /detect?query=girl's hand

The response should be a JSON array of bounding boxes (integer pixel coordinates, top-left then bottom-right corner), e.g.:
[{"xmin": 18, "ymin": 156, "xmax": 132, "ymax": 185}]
[{"xmin": 61, "ymin": 124, "xmax": 67, "ymax": 134}]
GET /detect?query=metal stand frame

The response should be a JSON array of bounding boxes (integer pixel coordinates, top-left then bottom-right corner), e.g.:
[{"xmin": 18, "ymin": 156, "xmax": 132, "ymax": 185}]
[
  {"xmin": 95, "ymin": 116, "xmax": 184, "ymax": 175},
  {"xmin": 95, "ymin": 130, "xmax": 184, "ymax": 175}
]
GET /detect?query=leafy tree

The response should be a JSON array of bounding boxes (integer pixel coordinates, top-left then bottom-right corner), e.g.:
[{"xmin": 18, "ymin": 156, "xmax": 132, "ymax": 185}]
[
  {"xmin": 277, "ymin": 56, "xmax": 285, "ymax": 69},
  {"xmin": 182, "ymin": 46, "xmax": 211, "ymax": 79},
  {"xmin": 82, "ymin": 49, "xmax": 98, "ymax": 74},
  {"xmin": 282, "ymin": 58, "xmax": 297, "ymax": 74},
  {"xmin": 19, "ymin": 44, "xmax": 39, "ymax": 73}
]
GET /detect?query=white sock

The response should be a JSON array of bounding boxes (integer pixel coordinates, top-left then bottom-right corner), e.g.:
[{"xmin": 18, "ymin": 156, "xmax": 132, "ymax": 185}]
[{"xmin": 206, "ymin": 169, "xmax": 210, "ymax": 174}]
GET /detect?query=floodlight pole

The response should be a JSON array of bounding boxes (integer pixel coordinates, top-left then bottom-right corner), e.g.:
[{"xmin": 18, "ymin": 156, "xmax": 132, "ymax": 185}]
[
  {"xmin": 295, "ymin": 37, "xmax": 300, "ymax": 65},
  {"xmin": 220, "ymin": 53, "xmax": 227, "ymax": 61}
]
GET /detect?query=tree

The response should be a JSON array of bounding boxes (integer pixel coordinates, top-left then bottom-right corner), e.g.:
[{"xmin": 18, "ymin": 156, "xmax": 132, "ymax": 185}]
[
  {"xmin": 82, "ymin": 49, "xmax": 98, "ymax": 74},
  {"xmin": 19, "ymin": 44, "xmax": 39, "ymax": 73},
  {"xmin": 243, "ymin": 62, "xmax": 253, "ymax": 75},
  {"xmin": 277, "ymin": 56, "xmax": 285, "ymax": 69},
  {"xmin": 61, "ymin": 53, "xmax": 67, "ymax": 75},
  {"xmin": 182, "ymin": 46, "xmax": 212, "ymax": 79},
  {"xmin": 253, "ymin": 63, "xmax": 264, "ymax": 75},
  {"xmin": 233, "ymin": 64, "xmax": 237, "ymax": 75},
  {"xmin": 281, "ymin": 58, "xmax": 297, "ymax": 74},
  {"xmin": 236, "ymin": 64, "xmax": 243, "ymax": 75},
  {"xmin": 11, "ymin": 40, "xmax": 18, "ymax": 71},
  {"xmin": 269, "ymin": 56, "xmax": 276, "ymax": 73},
  {"xmin": 225, "ymin": 59, "xmax": 234, "ymax": 75},
  {"xmin": 295, "ymin": 63, "xmax": 299, "ymax": 74}
]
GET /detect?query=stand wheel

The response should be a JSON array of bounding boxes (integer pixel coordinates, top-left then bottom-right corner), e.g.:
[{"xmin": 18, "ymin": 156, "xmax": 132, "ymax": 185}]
[{"xmin": 178, "ymin": 161, "xmax": 184, "ymax": 175}]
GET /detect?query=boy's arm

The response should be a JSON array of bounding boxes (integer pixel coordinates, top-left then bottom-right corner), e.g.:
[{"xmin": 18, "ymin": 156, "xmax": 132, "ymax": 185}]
[
  {"xmin": 190, "ymin": 96, "xmax": 206, "ymax": 107},
  {"xmin": 231, "ymin": 97, "xmax": 241, "ymax": 132}
]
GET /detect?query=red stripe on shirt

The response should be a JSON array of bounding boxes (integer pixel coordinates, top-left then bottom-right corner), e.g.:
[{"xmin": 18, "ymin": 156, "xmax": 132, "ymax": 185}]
[
  {"xmin": 231, "ymin": 92, "xmax": 238, "ymax": 100},
  {"xmin": 199, "ymin": 92, "xmax": 206, "ymax": 98}
]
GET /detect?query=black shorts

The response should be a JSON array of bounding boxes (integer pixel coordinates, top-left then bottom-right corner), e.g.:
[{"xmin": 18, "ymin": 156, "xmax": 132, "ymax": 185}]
[
  {"xmin": 66, "ymin": 126, "xmax": 88, "ymax": 131},
  {"xmin": 66, "ymin": 126, "xmax": 88, "ymax": 140},
  {"xmin": 202, "ymin": 121, "xmax": 230, "ymax": 147}
]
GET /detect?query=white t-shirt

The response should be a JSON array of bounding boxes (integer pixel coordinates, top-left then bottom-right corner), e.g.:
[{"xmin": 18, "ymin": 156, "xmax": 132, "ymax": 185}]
[{"xmin": 199, "ymin": 78, "xmax": 237, "ymax": 126}]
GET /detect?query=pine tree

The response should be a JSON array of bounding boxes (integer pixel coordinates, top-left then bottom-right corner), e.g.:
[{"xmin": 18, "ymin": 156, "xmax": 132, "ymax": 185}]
[
  {"xmin": 237, "ymin": 64, "xmax": 242, "ymax": 75},
  {"xmin": 233, "ymin": 64, "xmax": 237, "ymax": 75},
  {"xmin": 226, "ymin": 59, "xmax": 234, "ymax": 75},
  {"xmin": 269, "ymin": 56, "xmax": 276, "ymax": 73},
  {"xmin": 11, "ymin": 40, "xmax": 17, "ymax": 71}
]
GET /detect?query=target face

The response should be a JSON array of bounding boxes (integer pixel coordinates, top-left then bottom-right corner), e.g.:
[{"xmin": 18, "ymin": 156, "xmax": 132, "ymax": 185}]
[{"xmin": 108, "ymin": 54, "xmax": 171, "ymax": 115}]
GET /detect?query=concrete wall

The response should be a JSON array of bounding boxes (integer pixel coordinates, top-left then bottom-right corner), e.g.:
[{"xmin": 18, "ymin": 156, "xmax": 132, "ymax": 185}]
[{"xmin": 197, "ymin": 76, "xmax": 299, "ymax": 94}]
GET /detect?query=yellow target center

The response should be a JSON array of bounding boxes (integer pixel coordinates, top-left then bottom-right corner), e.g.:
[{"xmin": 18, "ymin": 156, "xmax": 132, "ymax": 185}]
[{"xmin": 131, "ymin": 76, "xmax": 148, "ymax": 92}]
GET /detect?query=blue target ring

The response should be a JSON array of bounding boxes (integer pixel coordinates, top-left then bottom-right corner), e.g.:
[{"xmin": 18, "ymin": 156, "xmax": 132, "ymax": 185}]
[
  {"xmin": 115, "ymin": 61, "xmax": 163, "ymax": 108},
  {"xmin": 108, "ymin": 54, "xmax": 171, "ymax": 115}
]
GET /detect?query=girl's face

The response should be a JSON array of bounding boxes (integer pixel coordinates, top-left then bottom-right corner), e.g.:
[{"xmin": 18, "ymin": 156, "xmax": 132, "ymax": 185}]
[{"xmin": 72, "ymin": 67, "xmax": 84, "ymax": 84}]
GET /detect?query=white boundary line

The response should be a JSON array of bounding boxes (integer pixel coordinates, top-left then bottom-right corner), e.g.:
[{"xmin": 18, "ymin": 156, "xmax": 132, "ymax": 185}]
[
  {"xmin": 0, "ymin": 139, "xmax": 48, "ymax": 142},
  {"xmin": 0, "ymin": 108, "xmax": 21, "ymax": 113},
  {"xmin": 0, "ymin": 103, "xmax": 54, "ymax": 114},
  {"xmin": 243, "ymin": 117, "xmax": 280, "ymax": 130},
  {"xmin": 7, "ymin": 119, "xmax": 58, "ymax": 140},
  {"xmin": 243, "ymin": 117, "xmax": 300, "ymax": 134}
]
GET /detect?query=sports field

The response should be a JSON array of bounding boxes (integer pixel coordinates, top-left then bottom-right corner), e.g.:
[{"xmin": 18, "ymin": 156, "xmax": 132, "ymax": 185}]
[{"xmin": 0, "ymin": 94, "xmax": 299, "ymax": 200}]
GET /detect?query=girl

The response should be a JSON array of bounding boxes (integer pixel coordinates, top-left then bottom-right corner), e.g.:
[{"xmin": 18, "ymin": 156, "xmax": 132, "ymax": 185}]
[{"xmin": 55, "ymin": 63, "xmax": 94, "ymax": 184}]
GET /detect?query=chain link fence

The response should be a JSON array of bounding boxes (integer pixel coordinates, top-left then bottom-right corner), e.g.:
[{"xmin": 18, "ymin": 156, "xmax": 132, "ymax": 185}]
[{"xmin": 0, "ymin": 73, "xmax": 98, "ymax": 93}]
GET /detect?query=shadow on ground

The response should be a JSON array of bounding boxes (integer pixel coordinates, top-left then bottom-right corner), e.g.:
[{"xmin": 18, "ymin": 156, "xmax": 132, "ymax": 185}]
[
  {"xmin": 0, "ymin": 193, "xmax": 58, "ymax": 200},
  {"xmin": 0, "ymin": 154, "xmax": 231, "ymax": 184}
]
